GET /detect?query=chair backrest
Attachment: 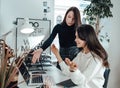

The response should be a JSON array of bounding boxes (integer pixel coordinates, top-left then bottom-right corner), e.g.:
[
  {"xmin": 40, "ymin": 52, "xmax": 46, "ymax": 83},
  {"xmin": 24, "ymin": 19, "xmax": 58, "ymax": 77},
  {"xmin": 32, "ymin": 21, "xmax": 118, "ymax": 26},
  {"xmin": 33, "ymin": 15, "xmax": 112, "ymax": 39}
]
[{"xmin": 103, "ymin": 68, "xmax": 110, "ymax": 88}]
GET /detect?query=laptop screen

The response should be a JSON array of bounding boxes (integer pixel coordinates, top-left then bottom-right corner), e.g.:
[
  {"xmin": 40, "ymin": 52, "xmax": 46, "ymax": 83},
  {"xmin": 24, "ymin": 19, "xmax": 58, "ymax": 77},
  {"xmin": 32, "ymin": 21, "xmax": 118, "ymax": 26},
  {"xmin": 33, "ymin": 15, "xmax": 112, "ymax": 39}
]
[
  {"xmin": 19, "ymin": 62, "xmax": 44, "ymax": 86},
  {"xmin": 19, "ymin": 62, "xmax": 30, "ymax": 84}
]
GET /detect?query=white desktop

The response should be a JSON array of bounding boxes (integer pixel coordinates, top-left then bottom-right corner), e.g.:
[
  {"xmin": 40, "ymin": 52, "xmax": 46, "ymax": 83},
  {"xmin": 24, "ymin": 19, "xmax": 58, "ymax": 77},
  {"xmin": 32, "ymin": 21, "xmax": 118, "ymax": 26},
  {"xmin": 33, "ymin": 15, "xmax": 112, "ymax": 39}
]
[{"xmin": 18, "ymin": 63, "xmax": 69, "ymax": 88}]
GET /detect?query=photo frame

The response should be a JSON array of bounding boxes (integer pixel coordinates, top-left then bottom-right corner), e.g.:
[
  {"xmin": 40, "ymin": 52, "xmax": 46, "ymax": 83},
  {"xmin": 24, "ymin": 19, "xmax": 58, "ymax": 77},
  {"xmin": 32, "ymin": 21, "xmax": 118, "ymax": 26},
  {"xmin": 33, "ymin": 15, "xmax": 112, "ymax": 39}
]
[{"xmin": 16, "ymin": 18, "xmax": 51, "ymax": 56}]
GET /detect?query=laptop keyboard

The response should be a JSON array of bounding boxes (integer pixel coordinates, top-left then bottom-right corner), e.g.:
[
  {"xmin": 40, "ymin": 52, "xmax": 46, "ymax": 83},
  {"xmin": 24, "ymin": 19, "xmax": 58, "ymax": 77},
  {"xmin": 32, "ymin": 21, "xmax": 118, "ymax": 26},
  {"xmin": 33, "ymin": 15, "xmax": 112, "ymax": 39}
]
[{"xmin": 32, "ymin": 75, "xmax": 43, "ymax": 83}]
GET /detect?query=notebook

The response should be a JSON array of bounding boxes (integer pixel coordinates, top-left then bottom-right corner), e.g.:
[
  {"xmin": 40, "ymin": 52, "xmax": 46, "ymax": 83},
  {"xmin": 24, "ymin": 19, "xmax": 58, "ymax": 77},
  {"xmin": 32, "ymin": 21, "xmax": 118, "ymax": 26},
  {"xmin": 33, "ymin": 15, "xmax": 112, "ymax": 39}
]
[
  {"xmin": 56, "ymin": 79, "xmax": 77, "ymax": 87},
  {"xmin": 19, "ymin": 62, "xmax": 44, "ymax": 86}
]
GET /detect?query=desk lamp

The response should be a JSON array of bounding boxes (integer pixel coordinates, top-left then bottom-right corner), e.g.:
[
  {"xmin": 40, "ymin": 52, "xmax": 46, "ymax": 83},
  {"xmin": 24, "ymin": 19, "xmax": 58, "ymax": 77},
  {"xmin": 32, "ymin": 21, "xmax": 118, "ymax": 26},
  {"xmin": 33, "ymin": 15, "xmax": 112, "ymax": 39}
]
[{"xmin": 20, "ymin": 18, "xmax": 34, "ymax": 34}]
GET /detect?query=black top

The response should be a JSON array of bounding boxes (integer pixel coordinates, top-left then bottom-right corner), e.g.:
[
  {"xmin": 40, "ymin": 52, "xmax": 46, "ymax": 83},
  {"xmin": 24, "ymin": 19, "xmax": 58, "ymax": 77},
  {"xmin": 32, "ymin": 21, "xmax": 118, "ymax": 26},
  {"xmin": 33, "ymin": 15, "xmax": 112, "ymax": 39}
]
[{"xmin": 41, "ymin": 23, "xmax": 77, "ymax": 51}]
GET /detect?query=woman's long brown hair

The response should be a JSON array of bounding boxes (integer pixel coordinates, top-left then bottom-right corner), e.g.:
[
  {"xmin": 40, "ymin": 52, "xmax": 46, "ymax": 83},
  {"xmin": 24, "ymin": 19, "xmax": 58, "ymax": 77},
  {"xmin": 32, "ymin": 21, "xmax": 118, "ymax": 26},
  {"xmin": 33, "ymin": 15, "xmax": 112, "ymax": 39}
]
[
  {"xmin": 62, "ymin": 6, "xmax": 82, "ymax": 28},
  {"xmin": 77, "ymin": 24, "xmax": 109, "ymax": 68}
]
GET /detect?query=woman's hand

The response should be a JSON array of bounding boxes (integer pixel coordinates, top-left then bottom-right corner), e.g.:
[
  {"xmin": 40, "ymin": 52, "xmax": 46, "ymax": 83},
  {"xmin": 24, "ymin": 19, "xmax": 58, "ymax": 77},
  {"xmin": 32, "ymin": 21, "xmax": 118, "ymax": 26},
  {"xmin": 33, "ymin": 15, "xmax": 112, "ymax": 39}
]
[
  {"xmin": 51, "ymin": 44, "xmax": 59, "ymax": 56},
  {"xmin": 65, "ymin": 58, "xmax": 78, "ymax": 72},
  {"xmin": 51, "ymin": 44, "xmax": 63, "ymax": 63},
  {"xmin": 32, "ymin": 48, "xmax": 43, "ymax": 63}
]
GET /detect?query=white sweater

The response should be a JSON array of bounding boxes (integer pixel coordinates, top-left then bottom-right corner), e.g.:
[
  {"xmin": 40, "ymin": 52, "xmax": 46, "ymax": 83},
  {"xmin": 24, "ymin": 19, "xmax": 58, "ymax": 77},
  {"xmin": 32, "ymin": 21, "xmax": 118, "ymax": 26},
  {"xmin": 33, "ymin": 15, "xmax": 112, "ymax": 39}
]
[{"xmin": 59, "ymin": 51, "xmax": 105, "ymax": 88}]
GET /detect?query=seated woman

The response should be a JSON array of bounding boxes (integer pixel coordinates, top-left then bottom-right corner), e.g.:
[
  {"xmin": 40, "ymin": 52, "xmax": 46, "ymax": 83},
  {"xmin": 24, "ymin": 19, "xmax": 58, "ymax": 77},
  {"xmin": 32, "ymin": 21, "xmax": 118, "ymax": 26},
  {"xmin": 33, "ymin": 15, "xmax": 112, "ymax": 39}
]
[{"xmin": 51, "ymin": 24, "xmax": 109, "ymax": 88}]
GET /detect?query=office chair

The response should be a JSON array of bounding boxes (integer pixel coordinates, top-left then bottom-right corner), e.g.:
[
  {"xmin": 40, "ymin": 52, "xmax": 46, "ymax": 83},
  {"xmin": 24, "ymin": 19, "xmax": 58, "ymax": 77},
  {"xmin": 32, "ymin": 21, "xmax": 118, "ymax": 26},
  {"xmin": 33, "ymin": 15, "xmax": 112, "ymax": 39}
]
[{"xmin": 103, "ymin": 68, "xmax": 110, "ymax": 88}]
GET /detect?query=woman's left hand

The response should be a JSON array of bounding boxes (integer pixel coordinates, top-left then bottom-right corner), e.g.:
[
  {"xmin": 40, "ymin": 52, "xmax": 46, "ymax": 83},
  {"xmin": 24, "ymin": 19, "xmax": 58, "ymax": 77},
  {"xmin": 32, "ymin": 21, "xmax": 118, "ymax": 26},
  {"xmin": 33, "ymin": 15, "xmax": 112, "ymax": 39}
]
[{"xmin": 65, "ymin": 58, "xmax": 78, "ymax": 72}]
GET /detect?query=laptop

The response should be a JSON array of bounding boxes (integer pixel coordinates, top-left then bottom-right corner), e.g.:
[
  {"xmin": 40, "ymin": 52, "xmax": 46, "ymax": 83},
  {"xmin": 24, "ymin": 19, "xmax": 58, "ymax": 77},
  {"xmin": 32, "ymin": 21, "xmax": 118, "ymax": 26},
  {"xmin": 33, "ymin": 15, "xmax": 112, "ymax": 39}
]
[
  {"xmin": 19, "ymin": 62, "xmax": 44, "ymax": 86},
  {"xmin": 24, "ymin": 52, "xmax": 52, "ymax": 71}
]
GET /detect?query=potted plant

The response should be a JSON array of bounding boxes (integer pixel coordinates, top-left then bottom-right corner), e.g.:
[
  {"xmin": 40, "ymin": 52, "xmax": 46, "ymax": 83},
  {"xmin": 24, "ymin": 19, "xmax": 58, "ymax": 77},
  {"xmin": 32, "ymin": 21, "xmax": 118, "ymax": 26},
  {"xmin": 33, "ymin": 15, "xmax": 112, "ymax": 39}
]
[
  {"xmin": 0, "ymin": 39, "xmax": 28, "ymax": 88},
  {"xmin": 0, "ymin": 39, "xmax": 18, "ymax": 88},
  {"xmin": 83, "ymin": 0, "xmax": 113, "ymax": 35}
]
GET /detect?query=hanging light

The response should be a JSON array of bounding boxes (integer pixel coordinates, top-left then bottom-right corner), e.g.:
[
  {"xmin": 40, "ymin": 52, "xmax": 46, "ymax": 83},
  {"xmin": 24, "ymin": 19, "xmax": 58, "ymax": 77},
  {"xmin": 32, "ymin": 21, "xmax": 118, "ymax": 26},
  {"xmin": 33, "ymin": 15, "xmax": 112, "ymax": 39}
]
[{"xmin": 20, "ymin": 18, "xmax": 34, "ymax": 34}]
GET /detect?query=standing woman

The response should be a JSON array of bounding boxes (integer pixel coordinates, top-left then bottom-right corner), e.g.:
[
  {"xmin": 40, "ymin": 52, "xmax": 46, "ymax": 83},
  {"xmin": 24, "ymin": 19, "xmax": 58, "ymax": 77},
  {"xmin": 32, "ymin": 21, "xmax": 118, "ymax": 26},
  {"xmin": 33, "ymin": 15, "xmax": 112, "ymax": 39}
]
[
  {"xmin": 51, "ymin": 24, "xmax": 109, "ymax": 88},
  {"xmin": 32, "ymin": 7, "xmax": 82, "ymax": 69}
]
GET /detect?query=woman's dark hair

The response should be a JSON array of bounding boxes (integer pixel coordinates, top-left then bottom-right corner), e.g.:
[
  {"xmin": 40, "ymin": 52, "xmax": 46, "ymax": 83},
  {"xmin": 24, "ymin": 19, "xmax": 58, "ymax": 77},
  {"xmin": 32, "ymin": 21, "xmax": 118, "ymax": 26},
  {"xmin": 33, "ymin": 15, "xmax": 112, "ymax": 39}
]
[
  {"xmin": 61, "ymin": 6, "xmax": 82, "ymax": 29},
  {"xmin": 76, "ymin": 24, "xmax": 109, "ymax": 67}
]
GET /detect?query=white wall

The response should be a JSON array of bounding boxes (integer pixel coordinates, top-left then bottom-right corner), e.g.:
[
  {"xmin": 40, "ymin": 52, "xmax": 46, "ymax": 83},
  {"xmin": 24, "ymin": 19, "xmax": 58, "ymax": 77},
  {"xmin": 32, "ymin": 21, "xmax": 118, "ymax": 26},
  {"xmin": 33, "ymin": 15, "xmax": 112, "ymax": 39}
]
[
  {"xmin": 0, "ymin": 0, "xmax": 54, "ymax": 49},
  {"xmin": 108, "ymin": 0, "xmax": 120, "ymax": 88}
]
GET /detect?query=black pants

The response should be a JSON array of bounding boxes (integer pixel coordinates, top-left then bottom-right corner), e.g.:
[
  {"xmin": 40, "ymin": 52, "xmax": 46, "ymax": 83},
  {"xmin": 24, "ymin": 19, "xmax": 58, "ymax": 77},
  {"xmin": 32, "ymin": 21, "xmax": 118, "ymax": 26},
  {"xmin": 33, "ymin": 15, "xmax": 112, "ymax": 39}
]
[{"xmin": 56, "ymin": 46, "xmax": 80, "ymax": 70}]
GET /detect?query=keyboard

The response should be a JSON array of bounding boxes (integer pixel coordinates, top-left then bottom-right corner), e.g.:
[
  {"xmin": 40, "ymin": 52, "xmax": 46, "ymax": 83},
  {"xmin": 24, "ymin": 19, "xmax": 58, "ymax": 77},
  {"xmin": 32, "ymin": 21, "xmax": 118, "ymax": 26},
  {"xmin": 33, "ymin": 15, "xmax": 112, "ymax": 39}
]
[{"xmin": 32, "ymin": 75, "xmax": 43, "ymax": 83}]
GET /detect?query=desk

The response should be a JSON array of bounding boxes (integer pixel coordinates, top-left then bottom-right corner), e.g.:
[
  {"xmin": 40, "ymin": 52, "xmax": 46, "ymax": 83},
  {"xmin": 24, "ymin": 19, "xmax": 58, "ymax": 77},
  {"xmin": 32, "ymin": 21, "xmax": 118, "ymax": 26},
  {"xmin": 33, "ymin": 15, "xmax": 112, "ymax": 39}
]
[{"xmin": 18, "ymin": 64, "xmax": 69, "ymax": 88}]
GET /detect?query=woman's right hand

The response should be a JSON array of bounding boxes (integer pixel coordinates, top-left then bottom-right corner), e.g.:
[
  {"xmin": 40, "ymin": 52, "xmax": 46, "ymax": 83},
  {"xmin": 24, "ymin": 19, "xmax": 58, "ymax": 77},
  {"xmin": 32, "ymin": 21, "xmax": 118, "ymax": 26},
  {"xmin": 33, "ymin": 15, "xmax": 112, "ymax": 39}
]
[
  {"xmin": 51, "ymin": 44, "xmax": 59, "ymax": 56},
  {"xmin": 51, "ymin": 44, "xmax": 63, "ymax": 63},
  {"xmin": 32, "ymin": 48, "xmax": 43, "ymax": 63}
]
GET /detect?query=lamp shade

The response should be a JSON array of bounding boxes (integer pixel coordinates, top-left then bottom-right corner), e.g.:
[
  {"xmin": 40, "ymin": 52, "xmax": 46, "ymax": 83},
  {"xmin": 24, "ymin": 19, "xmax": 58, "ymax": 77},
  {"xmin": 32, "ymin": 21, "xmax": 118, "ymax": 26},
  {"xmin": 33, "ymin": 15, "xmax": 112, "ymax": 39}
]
[{"xmin": 20, "ymin": 18, "xmax": 34, "ymax": 34}]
